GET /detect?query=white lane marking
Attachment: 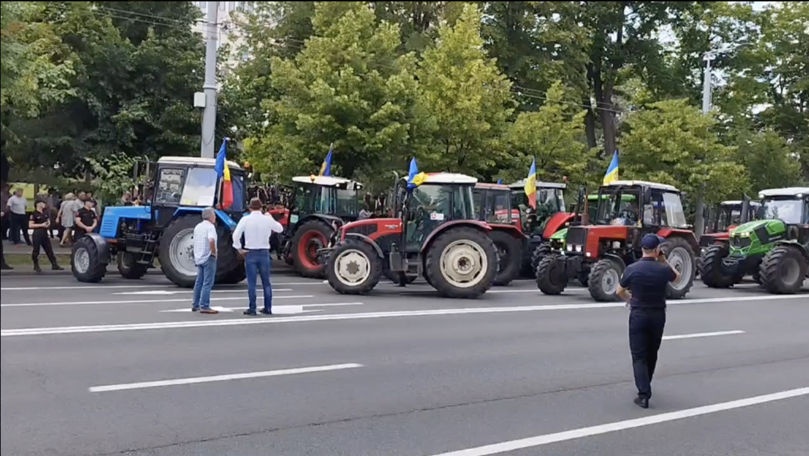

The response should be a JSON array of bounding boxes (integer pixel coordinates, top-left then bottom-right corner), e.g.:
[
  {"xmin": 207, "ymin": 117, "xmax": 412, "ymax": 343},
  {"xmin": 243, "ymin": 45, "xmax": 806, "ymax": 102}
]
[
  {"xmin": 161, "ymin": 305, "xmax": 309, "ymax": 314},
  {"xmin": 430, "ymin": 387, "xmax": 809, "ymax": 456},
  {"xmin": 0, "ymin": 281, "xmax": 327, "ymax": 292},
  {"xmin": 488, "ymin": 289, "xmax": 586, "ymax": 294},
  {"xmin": 89, "ymin": 363, "xmax": 363, "ymax": 393},
  {"xmin": 304, "ymin": 302, "xmax": 364, "ymax": 308},
  {"xmin": 114, "ymin": 289, "xmax": 292, "ymax": 296},
  {"xmin": 663, "ymin": 330, "xmax": 745, "ymax": 340},
  {"xmin": 0, "ymin": 295, "xmax": 314, "ymax": 308},
  {"xmin": 4, "ymin": 294, "xmax": 807, "ymax": 337}
]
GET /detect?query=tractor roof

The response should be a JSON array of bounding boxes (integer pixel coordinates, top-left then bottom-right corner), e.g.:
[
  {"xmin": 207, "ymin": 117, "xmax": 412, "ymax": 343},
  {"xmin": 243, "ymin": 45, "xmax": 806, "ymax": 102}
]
[
  {"xmin": 292, "ymin": 175, "xmax": 363, "ymax": 188},
  {"xmin": 508, "ymin": 179, "xmax": 566, "ymax": 190},
  {"xmin": 158, "ymin": 156, "xmax": 243, "ymax": 170},
  {"xmin": 720, "ymin": 200, "xmax": 761, "ymax": 206},
  {"xmin": 475, "ymin": 182, "xmax": 510, "ymax": 191},
  {"xmin": 605, "ymin": 180, "xmax": 679, "ymax": 192},
  {"xmin": 758, "ymin": 187, "xmax": 809, "ymax": 198},
  {"xmin": 419, "ymin": 173, "xmax": 478, "ymax": 185}
]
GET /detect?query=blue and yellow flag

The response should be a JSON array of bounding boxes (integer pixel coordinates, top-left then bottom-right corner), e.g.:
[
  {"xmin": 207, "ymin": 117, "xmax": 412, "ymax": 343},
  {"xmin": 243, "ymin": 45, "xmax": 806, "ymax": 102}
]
[
  {"xmin": 524, "ymin": 158, "xmax": 537, "ymax": 209},
  {"xmin": 496, "ymin": 178, "xmax": 503, "ymax": 185},
  {"xmin": 407, "ymin": 158, "xmax": 427, "ymax": 189},
  {"xmin": 214, "ymin": 138, "xmax": 233, "ymax": 209},
  {"xmin": 319, "ymin": 143, "xmax": 334, "ymax": 176},
  {"xmin": 603, "ymin": 150, "xmax": 619, "ymax": 185}
]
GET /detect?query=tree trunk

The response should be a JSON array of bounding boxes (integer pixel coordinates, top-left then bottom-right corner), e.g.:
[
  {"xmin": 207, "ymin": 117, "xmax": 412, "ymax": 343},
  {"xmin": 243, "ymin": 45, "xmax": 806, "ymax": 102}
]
[{"xmin": 582, "ymin": 96, "xmax": 597, "ymax": 149}]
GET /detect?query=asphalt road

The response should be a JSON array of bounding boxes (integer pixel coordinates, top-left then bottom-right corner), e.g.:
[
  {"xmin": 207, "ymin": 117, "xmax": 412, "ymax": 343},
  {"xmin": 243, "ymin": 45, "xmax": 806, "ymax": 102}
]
[{"xmin": 1, "ymin": 268, "xmax": 807, "ymax": 456}]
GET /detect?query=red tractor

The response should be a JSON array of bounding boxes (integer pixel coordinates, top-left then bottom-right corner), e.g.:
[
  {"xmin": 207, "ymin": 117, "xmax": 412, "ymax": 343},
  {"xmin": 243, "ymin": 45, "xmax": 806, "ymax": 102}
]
[
  {"xmin": 536, "ymin": 180, "xmax": 698, "ymax": 301},
  {"xmin": 324, "ymin": 173, "xmax": 500, "ymax": 298},
  {"xmin": 472, "ymin": 183, "xmax": 525, "ymax": 285},
  {"xmin": 277, "ymin": 175, "xmax": 363, "ymax": 278}
]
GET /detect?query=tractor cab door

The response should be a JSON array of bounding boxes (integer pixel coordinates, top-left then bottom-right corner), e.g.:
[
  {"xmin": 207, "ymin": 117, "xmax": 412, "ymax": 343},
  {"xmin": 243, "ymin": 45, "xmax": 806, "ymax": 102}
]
[
  {"xmin": 644, "ymin": 189, "xmax": 688, "ymax": 229},
  {"xmin": 404, "ymin": 184, "xmax": 451, "ymax": 252},
  {"xmin": 153, "ymin": 166, "xmax": 187, "ymax": 227}
]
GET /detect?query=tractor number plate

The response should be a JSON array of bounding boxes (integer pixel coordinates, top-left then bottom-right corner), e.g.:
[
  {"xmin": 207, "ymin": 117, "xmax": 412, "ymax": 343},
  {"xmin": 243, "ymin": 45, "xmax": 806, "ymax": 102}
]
[
  {"xmin": 290, "ymin": 214, "xmax": 299, "ymax": 224},
  {"xmin": 430, "ymin": 212, "xmax": 445, "ymax": 221}
]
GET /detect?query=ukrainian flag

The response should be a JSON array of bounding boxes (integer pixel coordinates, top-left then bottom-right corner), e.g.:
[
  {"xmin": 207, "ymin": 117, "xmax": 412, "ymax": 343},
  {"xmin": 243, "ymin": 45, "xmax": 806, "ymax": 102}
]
[
  {"xmin": 319, "ymin": 143, "xmax": 334, "ymax": 176},
  {"xmin": 524, "ymin": 158, "xmax": 537, "ymax": 209},
  {"xmin": 603, "ymin": 150, "xmax": 619, "ymax": 185},
  {"xmin": 214, "ymin": 138, "xmax": 233, "ymax": 209},
  {"xmin": 407, "ymin": 158, "xmax": 427, "ymax": 189}
]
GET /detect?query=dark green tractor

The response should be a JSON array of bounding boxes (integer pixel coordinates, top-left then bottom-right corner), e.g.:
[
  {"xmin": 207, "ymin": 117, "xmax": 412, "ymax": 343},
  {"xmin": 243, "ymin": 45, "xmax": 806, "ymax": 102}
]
[{"xmin": 700, "ymin": 187, "xmax": 809, "ymax": 293}]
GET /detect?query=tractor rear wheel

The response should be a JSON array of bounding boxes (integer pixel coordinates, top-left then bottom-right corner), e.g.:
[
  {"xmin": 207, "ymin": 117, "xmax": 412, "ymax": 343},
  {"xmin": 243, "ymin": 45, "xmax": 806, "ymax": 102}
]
[
  {"xmin": 117, "ymin": 252, "xmax": 148, "ymax": 279},
  {"xmin": 759, "ymin": 245, "xmax": 807, "ymax": 294},
  {"xmin": 159, "ymin": 215, "xmax": 200, "ymax": 287},
  {"xmin": 536, "ymin": 254, "xmax": 567, "ymax": 295},
  {"xmin": 71, "ymin": 236, "xmax": 107, "ymax": 283},
  {"xmin": 425, "ymin": 227, "xmax": 497, "ymax": 298},
  {"xmin": 490, "ymin": 230, "xmax": 521, "ymax": 286},
  {"xmin": 700, "ymin": 243, "xmax": 735, "ymax": 288},
  {"xmin": 291, "ymin": 220, "xmax": 332, "ymax": 278},
  {"xmin": 215, "ymin": 224, "xmax": 244, "ymax": 284},
  {"xmin": 327, "ymin": 240, "xmax": 381, "ymax": 294},
  {"xmin": 660, "ymin": 237, "xmax": 696, "ymax": 299},
  {"xmin": 588, "ymin": 258, "xmax": 623, "ymax": 302}
]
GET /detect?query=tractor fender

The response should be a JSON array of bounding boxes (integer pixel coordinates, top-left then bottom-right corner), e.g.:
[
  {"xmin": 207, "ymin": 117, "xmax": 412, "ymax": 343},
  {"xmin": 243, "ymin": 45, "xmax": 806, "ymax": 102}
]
[
  {"xmin": 420, "ymin": 220, "xmax": 491, "ymax": 254},
  {"xmin": 292, "ymin": 214, "xmax": 342, "ymax": 234},
  {"xmin": 774, "ymin": 239, "xmax": 809, "ymax": 263},
  {"xmin": 344, "ymin": 233, "xmax": 384, "ymax": 258},
  {"xmin": 601, "ymin": 253, "xmax": 626, "ymax": 271},
  {"xmin": 82, "ymin": 232, "xmax": 112, "ymax": 264},
  {"xmin": 657, "ymin": 228, "xmax": 699, "ymax": 252},
  {"xmin": 173, "ymin": 207, "xmax": 238, "ymax": 231},
  {"xmin": 487, "ymin": 223, "xmax": 525, "ymax": 240},
  {"xmin": 542, "ymin": 212, "xmax": 574, "ymax": 239}
]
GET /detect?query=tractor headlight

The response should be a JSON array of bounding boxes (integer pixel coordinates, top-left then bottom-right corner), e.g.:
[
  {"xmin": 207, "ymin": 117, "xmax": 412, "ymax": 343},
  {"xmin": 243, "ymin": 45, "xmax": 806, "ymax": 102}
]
[
  {"xmin": 567, "ymin": 245, "xmax": 574, "ymax": 252},
  {"xmin": 575, "ymin": 245, "xmax": 583, "ymax": 252},
  {"xmin": 738, "ymin": 232, "xmax": 751, "ymax": 238},
  {"xmin": 612, "ymin": 241, "xmax": 621, "ymax": 249},
  {"xmin": 585, "ymin": 251, "xmax": 592, "ymax": 257}
]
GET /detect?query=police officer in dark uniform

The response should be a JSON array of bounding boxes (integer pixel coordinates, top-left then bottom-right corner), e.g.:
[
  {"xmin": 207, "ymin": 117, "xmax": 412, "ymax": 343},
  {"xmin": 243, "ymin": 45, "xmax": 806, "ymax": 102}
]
[
  {"xmin": 73, "ymin": 199, "xmax": 98, "ymax": 240},
  {"xmin": 617, "ymin": 234, "xmax": 680, "ymax": 409},
  {"xmin": 29, "ymin": 200, "xmax": 64, "ymax": 273}
]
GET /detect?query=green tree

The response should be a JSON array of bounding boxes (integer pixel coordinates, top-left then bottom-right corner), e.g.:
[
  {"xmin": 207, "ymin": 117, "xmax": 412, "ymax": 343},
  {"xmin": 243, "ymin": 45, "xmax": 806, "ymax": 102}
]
[
  {"xmin": 733, "ymin": 128, "xmax": 802, "ymax": 192},
  {"xmin": 244, "ymin": 2, "xmax": 419, "ymax": 183},
  {"xmin": 414, "ymin": 3, "xmax": 513, "ymax": 178},
  {"xmin": 619, "ymin": 99, "xmax": 748, "ymax": 206}
]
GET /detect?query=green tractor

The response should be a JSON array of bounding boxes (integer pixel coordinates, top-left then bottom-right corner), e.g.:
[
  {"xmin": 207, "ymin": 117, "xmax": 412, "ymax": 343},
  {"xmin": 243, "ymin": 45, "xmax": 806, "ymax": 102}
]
[{"xmin": 700, "ymin": 187, "xmax": 809, "ymax": 293}]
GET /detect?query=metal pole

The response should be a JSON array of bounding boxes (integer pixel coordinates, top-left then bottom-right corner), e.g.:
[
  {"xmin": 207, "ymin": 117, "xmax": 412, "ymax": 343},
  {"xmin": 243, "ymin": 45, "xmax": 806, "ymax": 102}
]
[
  {"xmin": 702, "ymin": 53, "xmax": 713, "ymax": 114},
  {"xmin": 694, "ymin": 52, "xmax": 714, "ymax": 237},
  {"xmin": 200, "ymin": 1, "xmax": 219, "ymax": 158}
]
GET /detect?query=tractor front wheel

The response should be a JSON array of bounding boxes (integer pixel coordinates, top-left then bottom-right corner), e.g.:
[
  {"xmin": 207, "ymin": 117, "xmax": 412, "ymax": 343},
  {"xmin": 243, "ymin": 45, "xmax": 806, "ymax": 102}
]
[
  {"xmin": 759, "ymin": 245, "xmax": 807, "ymax": 294},
  {"xmin": 700, "ymin": 243, "xmax": 735, "ymax": 288},
  {"xmin": 530, "ymin": 242, "xmax": 552, "ymax": 274},
  {"xmin": 117, "ymin": 252, "xmax": 148, "ymax": 279},
  {"xmin": 425, "ymin": 228, "xmax": 497, "ymax": 298},
  {"xmin": 326, "ymin": 240, "xmax": 381, "ymax": 294},
  {"xmin": 159, "ymin": 215, "xmax": 200, "ymax": 287},
  {"xmin": 536, "ymin": 254, "xmax": 567, "ymax": 295},
  {"xmin": 291, "ymin": 220, "xmax": 332, "ymax": 278},
  {"xmin": 71, "ymin": 236, "xmax": 107, "ymax": 283},
  {"xmin": 588, "ymin": 258, "xmax": 623, "ymax": 302},
  {"xmin": 660, "ymin": 237, "xmax": 696, "ymax": 299},
  {"xmin": 490, "ymin": 230, "xmax": 521, "ymax": 286}
]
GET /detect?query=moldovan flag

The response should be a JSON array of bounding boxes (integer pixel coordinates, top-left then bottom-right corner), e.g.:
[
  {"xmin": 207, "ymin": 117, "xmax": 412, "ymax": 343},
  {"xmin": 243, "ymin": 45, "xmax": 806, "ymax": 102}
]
[
  {"xmin": 603, "ymin": 150, "xmax": 619, "ymax": 185},
  {"xmin": 524, "ymin": 158, "xmax": 537, "ymax": 209},
  {"xmin": 407, "ymin": 158, "xmax": 427, "ymax": 189},
  {"xmin": 214, "ymin": 138, "xmax": 234, "ymax": 209},
  {"xmin": 319, "ymin": 143, "xmax": 334, "ymax": 177}
]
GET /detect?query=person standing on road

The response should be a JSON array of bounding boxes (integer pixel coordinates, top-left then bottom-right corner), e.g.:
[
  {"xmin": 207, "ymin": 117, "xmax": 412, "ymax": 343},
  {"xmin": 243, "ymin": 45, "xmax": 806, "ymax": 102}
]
[
  {"xmin": 232, "ymin": 197, "xmax": 284, "ymax": 315},
  {"xmin": 29, "ymin": 200, "xmax": 64, "ymax": 273},
  {"xmin": 73, "ymin": 199, "xmax": 98, "ymax": 240},
  {"xmin": 7, "ymin": 188, "xmax": 31, "ymax": 245},
  {"xmin": 616, "ymin": 234, "xmax": 680, "ymax": 409},
  {"xmin": 191, "ymin": 207, "xmax": 219, "ymax": 314}
]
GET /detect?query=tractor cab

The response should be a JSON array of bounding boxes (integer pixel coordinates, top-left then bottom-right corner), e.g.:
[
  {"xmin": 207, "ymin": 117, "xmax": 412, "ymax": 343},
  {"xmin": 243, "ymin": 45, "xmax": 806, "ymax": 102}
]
[
  {"xmin": 473, "ymin": 183, "xmax": 519, "ymax": 228},
  {"xmin": 537, "ymin": 180, "xmax": 697, "ymax": 302},
  {"xmin": 403, "ymin": 174, "xmax": 477, "ymax": 251},
  {"xmin": 710, "ymin": 200, "xmax": 760, "ymax": 234},
  {"xmin": 508, "ymin": 180, "xmax": 566, "ymax": 236},
  {"xmin": 756, "ymin": 188, "xmax": 809, "ymax": 226}
]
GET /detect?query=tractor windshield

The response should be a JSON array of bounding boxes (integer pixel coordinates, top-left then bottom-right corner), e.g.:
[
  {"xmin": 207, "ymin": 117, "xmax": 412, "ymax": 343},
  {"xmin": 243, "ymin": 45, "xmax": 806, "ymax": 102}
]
[
  {"xmin": 476, "ymin": 189, "xmax": 512, "ymax": 224},
  {"xmin": 759, "ymin": 197, "xmax": 806, "ymax": 224},
  {"xmin": 717, "ymin": 205, "xmax": 742, "ymax": 232},
  {"xmin": 594, "ymin": 188, "xmax": 640, "ymax": 225},
  {"xmin": 180, "ymin": 167, "xmax": 217, "ymax": 207}
]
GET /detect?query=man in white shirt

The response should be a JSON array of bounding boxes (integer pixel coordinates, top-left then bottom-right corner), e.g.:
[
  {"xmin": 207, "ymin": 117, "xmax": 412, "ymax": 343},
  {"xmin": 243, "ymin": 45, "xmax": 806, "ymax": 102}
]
[
  {"xmin": 6, "ymin": 188, "xmax": 31, "ymax": 245},
  {"xmin": 233, "ymin": 197, "xmax": 284, "ymax": 315},
  {"xmin": 192, "ymin": 207, "xmax": 219, "ymax": 314}
]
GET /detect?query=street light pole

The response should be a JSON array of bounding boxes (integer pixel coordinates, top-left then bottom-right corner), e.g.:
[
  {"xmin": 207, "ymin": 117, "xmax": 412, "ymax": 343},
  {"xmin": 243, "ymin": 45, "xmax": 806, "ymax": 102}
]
[
  {"xmin": 694, "ymin": 52, "xmax": 715, "ymax": 237},
  {"xmin": 200, "ymin": 1, "xmax": 219, "ymax": 158}
]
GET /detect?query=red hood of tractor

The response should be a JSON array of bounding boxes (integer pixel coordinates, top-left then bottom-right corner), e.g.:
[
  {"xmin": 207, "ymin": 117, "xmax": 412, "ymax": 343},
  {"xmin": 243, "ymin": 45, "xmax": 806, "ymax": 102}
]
[
  {"xmin": 542, "ymin": 212, "xmax": 575, "ymax": 238},
  {"xmin": 566, "ymin": 225, "xmax": 629, "ymax": 259},
  {"xmin": 340, "ymin": 218, "xmax": 402, "ymax": 241}
]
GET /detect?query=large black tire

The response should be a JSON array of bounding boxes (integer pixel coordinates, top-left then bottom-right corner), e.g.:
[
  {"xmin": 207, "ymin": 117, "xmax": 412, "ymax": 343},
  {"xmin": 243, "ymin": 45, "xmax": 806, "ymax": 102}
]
[
  {"xmin": 660, "ymin": 237, "xmax": 696, "ymax": 299},
  {"xmin": 158, "ymin": 215, "xmax": 200, "ymax": 287},
  {"xmin": 536, "ymin": 254, "xmax": 567, "ymax": 295},
  {"xmin": 530, "ymin": 242, "xmax": 552, "ymax": 275},
  {"xmin": 117, "ymin": 252, "xmax": 148, "ymax": 279},
  {"xmin": 700, "ymin": 243, "xmax": 734, "ymax": 288},
  {"xmin": 588, "ymin": 258, "xmax": 624, "ymax": 302},
  {"xmin": 326, "ymin": 240, "xmax": 381, "ymax": 294},
  {"xmin": 291, "ymin": 220, "xmax": 333, "ymax": 278},
  {"xmin": 219, "ymin": 262, "xmax": 246, "ymax": 284},
  {"xmin": 424, "ymin": 227, "xmax": 497, "ymax": 298},
  {"xmin": 215, "ymin": 224, "xmax": 244, "ymax": 284},
  {"xmin": 490, "ymin": 230, "xmax": 521, "ymax": 286},
  {"xmin": 759, "ymin": 245, "xmax": 808, "ymax": 294},
  {"xmin": 71, "ymin": 236, "xmax": 107, "ymax": 283}
]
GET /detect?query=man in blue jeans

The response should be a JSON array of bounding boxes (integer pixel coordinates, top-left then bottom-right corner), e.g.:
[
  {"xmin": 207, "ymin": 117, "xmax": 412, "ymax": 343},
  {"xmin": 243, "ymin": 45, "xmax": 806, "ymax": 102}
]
[
  {"xmin": 232, "ymin": 197, "xmax": 284, "ymax": 315},
  {"xmin": 192, "ymin": 207, "xmax": 219, "ymax": 314}
]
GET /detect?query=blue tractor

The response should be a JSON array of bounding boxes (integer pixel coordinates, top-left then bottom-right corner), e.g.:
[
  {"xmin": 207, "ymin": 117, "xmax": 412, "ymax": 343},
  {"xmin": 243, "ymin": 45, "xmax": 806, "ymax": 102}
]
[{"xmin": 71, "ymin": 157, "xmax": 248, "ymax": 287}]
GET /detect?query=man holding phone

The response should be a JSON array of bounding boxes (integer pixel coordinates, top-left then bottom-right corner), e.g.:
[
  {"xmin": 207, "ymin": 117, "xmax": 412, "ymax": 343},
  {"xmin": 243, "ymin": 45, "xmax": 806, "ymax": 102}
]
[{"xmin": 616, "ymin": 234, "xmax": 680, "ymax": 409}]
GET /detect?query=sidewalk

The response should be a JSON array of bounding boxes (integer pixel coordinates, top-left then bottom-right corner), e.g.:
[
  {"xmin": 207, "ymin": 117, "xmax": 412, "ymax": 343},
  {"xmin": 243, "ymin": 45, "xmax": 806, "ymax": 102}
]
[{"xmin": 3, "ymin": 238, "xmax": 71, "ymax": 256}]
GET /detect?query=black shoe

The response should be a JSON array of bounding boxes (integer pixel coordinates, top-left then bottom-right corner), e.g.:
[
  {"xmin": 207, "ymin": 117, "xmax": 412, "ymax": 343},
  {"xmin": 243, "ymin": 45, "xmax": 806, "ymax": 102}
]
[
  {"xmin": 0, "ymin": 263, "xmax": 12, "ymax": 270},
  {"xmin": 260, "ymin": 308, "xmax": 272, "ymax": 315},
  {"xmin": 51, "ymin": 264, "xmax": 64, "ymax": 271},
  {"xmin": 191, "ymin": 307, "xmax": 199, "ymax": 312},
  {"xmin": 33, "ymin": 265, "xmax": 42, "ymax": 273},
  {"xmin": 633, "ymin": 396, "xmax": 649, "ymax": 409},
  {"xmin": 243, "ymin": 309, "xmax": 257, "ymax": 315}
]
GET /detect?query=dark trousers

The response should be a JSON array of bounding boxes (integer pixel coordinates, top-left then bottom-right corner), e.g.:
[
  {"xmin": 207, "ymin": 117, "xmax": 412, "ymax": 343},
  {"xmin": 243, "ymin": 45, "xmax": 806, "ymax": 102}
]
[
  {"xmin": 245, "ymin": 249, "xmax": 272, "ymax": 312},
  {"xmin": 1, "ymin": 213, "xmax": 8, "ymax": 240},
  {"xmin": 32, "ymin": 231, "xmax": 58, "ymax": 267},
  {"xmin": 629, "ymin": 308, "xmax": 666, "ymax": 399},
  {"xmin": 10, "ymin": 213, "xmax": 31, "ymax": 245}
]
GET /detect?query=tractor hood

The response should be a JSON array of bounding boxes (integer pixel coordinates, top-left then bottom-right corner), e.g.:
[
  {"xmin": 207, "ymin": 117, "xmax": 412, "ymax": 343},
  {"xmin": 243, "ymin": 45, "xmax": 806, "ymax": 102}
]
[{"xmin": 730, "ymin": 219, "xmax": 785, "ymax": 237}]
